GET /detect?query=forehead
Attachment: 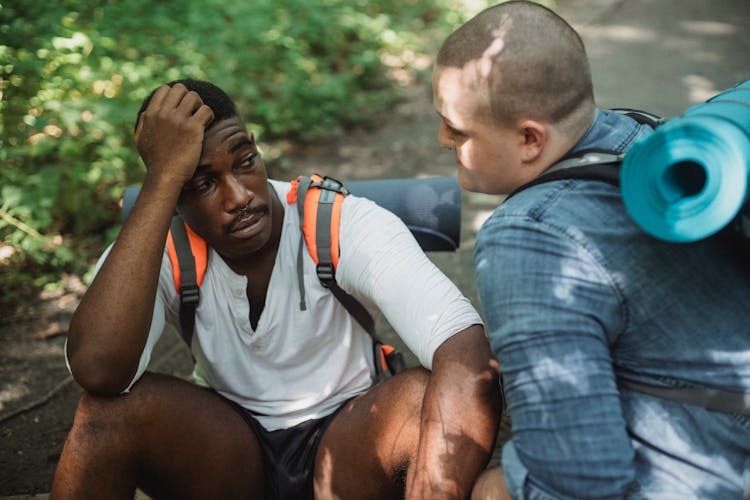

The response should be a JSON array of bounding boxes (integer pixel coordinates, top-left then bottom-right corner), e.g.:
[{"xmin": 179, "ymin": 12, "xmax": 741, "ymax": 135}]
[
  {"xmin": 202, "ymin": 116, "xmax": 250, "ymax": 154},
  {"xmin": 433, "ymin": 65, "xmax": 491, "ymax": 127}
]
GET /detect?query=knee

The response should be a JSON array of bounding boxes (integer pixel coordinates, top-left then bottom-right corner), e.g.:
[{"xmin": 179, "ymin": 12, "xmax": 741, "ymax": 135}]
[
  {"xmin": 69, "ymin": 391, "xmax": 134, "ymax": 444},
  {"xmin": 71, "ymin": 374, "xmax": 160, "ymax": 438},
  {"xmin": 471, "ymin": 466, "xmax": 508, "ymax": 500}
]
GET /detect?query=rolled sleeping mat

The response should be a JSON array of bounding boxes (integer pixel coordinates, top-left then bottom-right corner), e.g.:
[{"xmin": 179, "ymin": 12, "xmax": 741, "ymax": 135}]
[
  {"xmin": 122, "ymin": 176, "xmax": 462, "ymax": 252},
  {"xmin": 345, "ymin": 177, "xmax": 461, "ymax": 251},
  {"xmin": 620, "ymin": 80, "xmax": 750, "ymax": 242}
]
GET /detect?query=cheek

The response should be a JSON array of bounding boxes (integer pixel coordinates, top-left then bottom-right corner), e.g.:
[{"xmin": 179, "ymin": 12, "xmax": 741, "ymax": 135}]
[
  {"xmin": 457, "ymin": 141, "xmax": 484, "ymax": 171},
  {"xmin": 179, "ymin": 202, "xmax": 223, "ymax": 238}
]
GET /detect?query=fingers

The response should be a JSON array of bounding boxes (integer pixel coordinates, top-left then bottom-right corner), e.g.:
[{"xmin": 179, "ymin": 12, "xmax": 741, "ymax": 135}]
[
  {"xmin": 147, "ymin": 84, "xmax": 171, "ymax": 111},
  {"xmin": 161, "ymin": 83, "xmax": 190, "ymax": 111},
  {"xmin": 192, "ymin": 104, "xmax": 215, "ymax": 129},
  {"xmin": 151, "ymin": 83, "xmax": 214, "ymax": 126},
  {"xmin": 176, "ymin": 90, "xmax": 213, "ymax": 125},
  {"xmin": 134, "ymin": 83, "xmax": 217, "ymax": 181}
]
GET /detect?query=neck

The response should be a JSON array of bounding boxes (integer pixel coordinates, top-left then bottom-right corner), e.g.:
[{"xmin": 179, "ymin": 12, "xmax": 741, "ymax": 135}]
[{"xmin": 542, "ymin": 105, "xmax": 597, "ymax": 170}]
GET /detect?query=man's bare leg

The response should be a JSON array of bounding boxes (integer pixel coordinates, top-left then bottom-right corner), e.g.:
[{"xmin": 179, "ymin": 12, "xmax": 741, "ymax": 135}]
[
  {"xmin": 313, "ymin": 368, "xmax": 429, "ymax": 499},
  {"xmin": 51, "ymin": 372, "xmax": 266, "ymax": 499}
]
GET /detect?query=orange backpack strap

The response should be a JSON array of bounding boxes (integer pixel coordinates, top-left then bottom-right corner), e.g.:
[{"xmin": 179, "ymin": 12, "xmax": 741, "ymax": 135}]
[
  {"xmin": 166, "ymin": 215, "xmax": 207, "ymax": 348},
  {"xmin": 289, "ymin": 174, "xmax": 404, "ymax": 382},
  {"xmin": 290, "ymin": 174, "xmax": 347, "ymax": 278}
]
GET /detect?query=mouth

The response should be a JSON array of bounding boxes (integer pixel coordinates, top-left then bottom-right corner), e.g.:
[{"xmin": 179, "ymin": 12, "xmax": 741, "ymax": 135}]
[{"xmin": 227, "ymin": 207, "xmax": 268, "ymax": 237}]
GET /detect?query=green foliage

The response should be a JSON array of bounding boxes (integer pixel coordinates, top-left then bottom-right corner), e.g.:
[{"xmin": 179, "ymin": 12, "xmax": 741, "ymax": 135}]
[{"xmin": 0, "ymin": 0, "xmax": 489, "ymax": 306}]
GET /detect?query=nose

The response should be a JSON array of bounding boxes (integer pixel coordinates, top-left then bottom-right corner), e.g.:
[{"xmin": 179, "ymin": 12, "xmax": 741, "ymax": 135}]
[
  {"xmin": 438, "ymin": 121, "xmax": 455, "ymax": 150},
  {"xmin": 224, "ymin": 175, "xmax": 252, "ymax": 213}
]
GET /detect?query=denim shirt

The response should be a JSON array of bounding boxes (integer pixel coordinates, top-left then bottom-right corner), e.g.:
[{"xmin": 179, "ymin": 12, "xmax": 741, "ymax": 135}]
[{"xmin": 475, "ymin": 109, "xmax": 750, "ymax": 499}]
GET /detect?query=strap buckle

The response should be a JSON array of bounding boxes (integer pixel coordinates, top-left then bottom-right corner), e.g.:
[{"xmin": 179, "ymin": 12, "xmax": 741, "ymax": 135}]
[
  {"xmin": 180, "ymin": 282, "xmax": 200, "ymax": 306},
  {"xmin": 316, "ymin": 262, "xmax": 335, "ymax": 287}
]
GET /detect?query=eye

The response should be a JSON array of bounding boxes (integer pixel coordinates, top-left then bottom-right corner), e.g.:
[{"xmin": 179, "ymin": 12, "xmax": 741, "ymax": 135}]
[
  {"xmin": 447, "ymin": 124, "xmax": 465, "ymax": 139},
  {"xmin": 237, "ymin": 153, "xmax": 258, "ymax": 170},
  {"xmin": 187, "ymin": 177, "xmax": 216, "ymax": 195}
]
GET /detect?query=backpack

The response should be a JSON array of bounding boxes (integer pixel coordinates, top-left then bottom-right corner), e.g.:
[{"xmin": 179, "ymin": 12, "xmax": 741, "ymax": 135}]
[
  {"xmin": 506, "ymin": 109, "xmax": 750, "ymax": 415},
  {"xmin": 126, "ymin": 174, "xmax": 462, "ymax": 382}
]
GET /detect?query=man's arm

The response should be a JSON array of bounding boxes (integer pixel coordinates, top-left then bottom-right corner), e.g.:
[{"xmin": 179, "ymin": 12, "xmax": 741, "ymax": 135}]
[
  {"xmin": 407, "ymin": 324, "xmax": 502, "ymax": 500},
  {"xmin": 473, "ymin": 218, "xmax": 636, "ymax": 498},
  {"xmin": 66, "ymin": 84, "xmax": 213, "ymax": 395},
  {"xmin": 337, "ymin": 196, "xmax": 502, "ymax": 498}
]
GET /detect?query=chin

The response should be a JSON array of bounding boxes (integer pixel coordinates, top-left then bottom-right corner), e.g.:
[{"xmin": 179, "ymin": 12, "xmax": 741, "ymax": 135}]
[
  {"xmin": 456, "ymin": 169, "xmax": 477, "ymax": 191},
  {"xmin": 457, "ymin": 169, "xmax": 492, "ymax": 194}
]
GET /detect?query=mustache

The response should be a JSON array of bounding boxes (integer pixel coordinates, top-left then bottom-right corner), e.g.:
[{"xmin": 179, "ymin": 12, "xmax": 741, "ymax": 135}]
[{"xmin": 227, "ymin": 204, "xmax": 268, "ymax": 232}]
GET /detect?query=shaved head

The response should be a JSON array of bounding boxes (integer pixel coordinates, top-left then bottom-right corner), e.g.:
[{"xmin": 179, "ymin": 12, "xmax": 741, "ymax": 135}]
[{"xmin": 437, "ymin": 1, "xmax": 594, "ymax": 128}]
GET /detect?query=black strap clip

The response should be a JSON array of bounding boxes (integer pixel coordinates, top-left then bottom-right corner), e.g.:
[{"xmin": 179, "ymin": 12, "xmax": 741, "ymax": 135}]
[{"xmin": 316, "ymin": 262, "xmax": 335, "ymax": 287}]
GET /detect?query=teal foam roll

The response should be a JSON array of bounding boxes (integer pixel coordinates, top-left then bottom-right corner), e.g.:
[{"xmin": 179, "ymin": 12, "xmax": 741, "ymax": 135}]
[{"xmin": 620, "ymin": 81, "xmax": 750, "ymax": 242}]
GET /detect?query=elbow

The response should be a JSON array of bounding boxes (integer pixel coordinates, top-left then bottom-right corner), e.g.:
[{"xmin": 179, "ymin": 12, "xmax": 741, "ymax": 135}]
[
  {"xmin": 435, "ymin": 324, "xmax": 503, "ymax": 408},
  {"xmin": 519, "ymin": 443, "xmax": 636, "ymax": 499},
  {"xmin": 69, "ymin": 357, "xmax": 133, "ymax": 397},
  {"xmin": 67, "ymin": 339, "xmax": 135, "ymax": 397},
  {"xmin": 437, "ymin": 324, "xmax": 500, "ymax": 382}
]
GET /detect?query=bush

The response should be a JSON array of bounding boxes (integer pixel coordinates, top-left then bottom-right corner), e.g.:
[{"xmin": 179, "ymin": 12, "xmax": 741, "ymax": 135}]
[{"xmin": 0, "ymin": 0, "xmax": 490, "ymax": 308}]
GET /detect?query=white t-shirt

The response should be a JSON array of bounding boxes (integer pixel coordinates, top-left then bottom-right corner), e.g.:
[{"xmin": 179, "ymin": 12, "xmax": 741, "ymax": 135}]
[{"xmin": 76, "ymin": 179, "xmax": 482, "ymax": 430}]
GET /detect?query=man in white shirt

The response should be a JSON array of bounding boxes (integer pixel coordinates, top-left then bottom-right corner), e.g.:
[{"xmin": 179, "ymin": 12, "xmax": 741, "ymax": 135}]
[{"xmin": 52, "ymin": 79, "xmax": 501, "ymax": 499}]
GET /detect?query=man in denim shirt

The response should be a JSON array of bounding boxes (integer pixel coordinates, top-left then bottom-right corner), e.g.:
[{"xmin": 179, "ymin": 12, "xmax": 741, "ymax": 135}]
[{"xmin": 434, "ymin": 1, "xmax": 750, "ymax": 498}]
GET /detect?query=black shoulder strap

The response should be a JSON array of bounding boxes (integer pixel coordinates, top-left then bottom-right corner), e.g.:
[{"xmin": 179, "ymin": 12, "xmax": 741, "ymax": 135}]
[
  {"xmin": 506, "ymin": 151, "xmax": 623, "ymax": 201},
  {"xmin": 609, "ymin": 108, "xmax": 666, "ymax": 129},
  {"xmin": 169, "ymin": 215, "xmax": 200, "ymax": 348}
]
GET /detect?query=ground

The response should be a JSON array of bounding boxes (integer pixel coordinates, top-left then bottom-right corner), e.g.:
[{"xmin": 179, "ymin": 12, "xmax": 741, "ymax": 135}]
[{"xmin": 2, "ymin": 0, "xmax": 749, "ymax": 496}]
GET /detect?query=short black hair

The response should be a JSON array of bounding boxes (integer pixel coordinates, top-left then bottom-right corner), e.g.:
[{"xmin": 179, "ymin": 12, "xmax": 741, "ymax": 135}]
[{"xmin": 134, "ymin": 78, "xmax": 239, "ymax": 131}]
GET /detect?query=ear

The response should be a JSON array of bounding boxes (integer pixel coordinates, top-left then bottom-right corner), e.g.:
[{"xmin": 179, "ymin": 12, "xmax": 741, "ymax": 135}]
[{"xmin": 518, "ymin": 119, "xmax": 546, "ymax": 163}]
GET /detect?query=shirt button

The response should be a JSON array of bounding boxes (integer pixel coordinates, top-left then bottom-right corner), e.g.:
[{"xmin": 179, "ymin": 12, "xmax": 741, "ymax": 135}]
[{"xmin": 233, "ymin": 287, "xmax": 244, "ymax": 298}]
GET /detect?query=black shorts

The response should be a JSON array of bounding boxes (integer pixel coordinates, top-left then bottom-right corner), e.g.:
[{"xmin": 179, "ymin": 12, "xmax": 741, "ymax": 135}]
[{"xmin": 228, "ymin": 401, "xmax": 346, "ymax": 500}]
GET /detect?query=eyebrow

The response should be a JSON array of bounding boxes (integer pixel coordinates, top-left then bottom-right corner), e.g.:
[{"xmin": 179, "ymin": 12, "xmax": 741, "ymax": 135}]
[
  {"xmin": 436, "ymin": 112, "xmax": 460, "ymax": 130},
  {"xmin": 229, "ymin": 137, "xmax": 253, "ymax": 153},
  {"xmin": 192, "ymin": 164, "xmax": 211, "ymax": 176},
  {"xmin": 195, "ymin": 138, "xmax": 254, "ymax": 170}
]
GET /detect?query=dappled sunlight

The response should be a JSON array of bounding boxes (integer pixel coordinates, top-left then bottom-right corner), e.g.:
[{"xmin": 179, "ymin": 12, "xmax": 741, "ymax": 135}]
[
  {"xmin": 381, "ymin": 51, "xmax": 433, "ymax": 87},
  {"xmin": 680, "ymin": 20, "xmax": 737, "ymax": 36},
  {"xmin": 552, "ymin": 227, "xmax": 609, "ymax": 304},
  {"xmin": 0, "ymin": 380, "xmax": 31, "ymax": 413},
  {"xmin": 578, "ymin": 24, "xmax": 658, "ymax": 43},
  {"xmin": 466, "ymin": 192, "xmax": 505, "ymax": 233},
  {"xmin": 517, "ymin": 354, "xmax": 592, "ymax": 396},
  {"xmin": 0, "ymin": 243, "xmax": 16, "ymax": 263},
  {"xmin": 472, "ymin": 209, "xmax": 496, "ymax": 232},
  {"xmin": 624, "ymin": 392, "xmax": 740, "ymax": 496},
  {"xmin": 683, "ymin": 74, "xmax": 723, "ymax": 104},
  {"xmin": 313, "ymin": 447, "xmax": 338, "ymax": 500}
]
